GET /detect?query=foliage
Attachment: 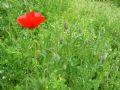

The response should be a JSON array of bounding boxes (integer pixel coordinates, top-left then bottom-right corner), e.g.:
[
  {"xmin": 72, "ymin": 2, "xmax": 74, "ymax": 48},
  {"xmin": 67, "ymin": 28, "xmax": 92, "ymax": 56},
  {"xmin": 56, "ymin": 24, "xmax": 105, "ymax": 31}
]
[{"xmin": 0, "ymin": 0, "xmax": 120, "ymax": 90}]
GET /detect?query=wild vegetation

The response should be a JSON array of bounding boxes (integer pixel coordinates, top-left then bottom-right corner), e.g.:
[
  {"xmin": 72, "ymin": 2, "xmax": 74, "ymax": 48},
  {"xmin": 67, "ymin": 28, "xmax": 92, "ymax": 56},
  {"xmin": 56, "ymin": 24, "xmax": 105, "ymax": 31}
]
[{"xmin": 0, "ymin": 0, "xmax": 120, "ymax": 90}]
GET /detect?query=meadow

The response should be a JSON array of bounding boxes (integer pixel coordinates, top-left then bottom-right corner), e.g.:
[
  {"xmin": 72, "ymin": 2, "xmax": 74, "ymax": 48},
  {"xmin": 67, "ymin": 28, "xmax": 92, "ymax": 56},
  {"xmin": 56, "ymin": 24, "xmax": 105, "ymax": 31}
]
[{"xmin": 0, "ymin": 0, "xmax": 120, "ymax": 90}]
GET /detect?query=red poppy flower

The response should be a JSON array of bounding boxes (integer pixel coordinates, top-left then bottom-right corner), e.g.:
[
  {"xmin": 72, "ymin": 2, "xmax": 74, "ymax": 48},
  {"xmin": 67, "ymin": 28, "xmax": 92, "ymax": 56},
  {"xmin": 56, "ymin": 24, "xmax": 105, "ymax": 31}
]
[{"xmin": 17, "ymin": 11, "xmax": 45, "ymax": 29}]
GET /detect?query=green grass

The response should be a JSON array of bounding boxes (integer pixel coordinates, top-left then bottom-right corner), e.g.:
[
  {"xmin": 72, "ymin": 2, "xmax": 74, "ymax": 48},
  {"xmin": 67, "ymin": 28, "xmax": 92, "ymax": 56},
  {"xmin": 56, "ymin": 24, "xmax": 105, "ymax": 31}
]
[{"xmin": 0, "ymin": 0, "xmax": 120, "ymax": 90}]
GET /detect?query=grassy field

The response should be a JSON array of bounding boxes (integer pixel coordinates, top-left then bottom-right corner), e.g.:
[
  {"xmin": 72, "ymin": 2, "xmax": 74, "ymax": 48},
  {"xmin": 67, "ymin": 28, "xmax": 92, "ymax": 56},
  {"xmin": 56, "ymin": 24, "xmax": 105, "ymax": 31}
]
[{"xmin": 0, "ymin": 0, "xmax": 120, "ymax": 90}]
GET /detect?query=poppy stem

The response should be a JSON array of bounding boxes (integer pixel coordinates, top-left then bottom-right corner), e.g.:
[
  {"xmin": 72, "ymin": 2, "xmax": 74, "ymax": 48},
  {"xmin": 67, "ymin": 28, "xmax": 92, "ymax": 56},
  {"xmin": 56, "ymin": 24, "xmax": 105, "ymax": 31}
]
[{"xmin": 30, "ymin": 30, "xmax": 40, "ymax": 60}]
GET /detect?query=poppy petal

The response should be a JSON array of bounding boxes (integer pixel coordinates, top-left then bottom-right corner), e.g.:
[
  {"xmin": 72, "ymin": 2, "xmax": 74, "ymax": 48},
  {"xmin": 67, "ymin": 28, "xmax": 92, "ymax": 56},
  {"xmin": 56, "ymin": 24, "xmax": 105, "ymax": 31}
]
[{"xmin": 17, "ymin": 11, "xmax": 45, "ymax": 29}]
